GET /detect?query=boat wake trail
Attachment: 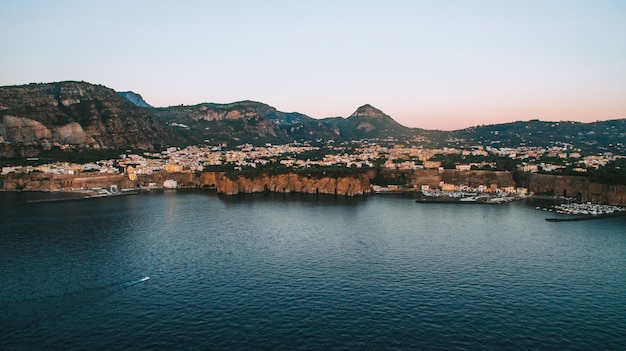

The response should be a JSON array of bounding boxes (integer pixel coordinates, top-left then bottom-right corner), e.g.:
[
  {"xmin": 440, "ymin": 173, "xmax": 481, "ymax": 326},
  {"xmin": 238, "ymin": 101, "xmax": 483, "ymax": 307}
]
[{"xmin": 121, "ymin": 276, "xmax": 151, "ymax": 287}]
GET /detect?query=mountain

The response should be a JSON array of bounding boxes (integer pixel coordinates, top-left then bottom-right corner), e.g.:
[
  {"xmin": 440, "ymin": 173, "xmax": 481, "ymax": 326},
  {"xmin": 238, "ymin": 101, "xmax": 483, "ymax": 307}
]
[
  {"xmin": 349, "ymin": 104, "xmax": 390, "ymax": 119},
  {"xmin": 321, "ymin": 104, "xmax": 449, "ymax": 145},
  {"xmin": 152, "ymin": 100, "xmax": 341, "ymax": 145},
  {"xmin": 0, "ymin": 81, "xmax": 179, "ymax": 157},
  {"xmin": 118, "ymin": 91, "xmax": 152, "ymax": 108},
  {"xmin": 1, "ymin": 81, "xmax": 624, "ymax": 159},
  {"xmin": 451, "ymin": 119, "xmax": 626, "ymax": 154},
  {"xmin": 323, "ymin": 104, "xmax": 411, "ymax": 139}
]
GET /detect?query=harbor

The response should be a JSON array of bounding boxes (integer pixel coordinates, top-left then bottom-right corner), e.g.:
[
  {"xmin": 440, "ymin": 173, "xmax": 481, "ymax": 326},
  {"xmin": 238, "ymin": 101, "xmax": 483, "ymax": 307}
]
[
  {"xmin": 17, "ymin": 186, "xmax": 138, "ymax": 204},
  {"xmin": 538, "ymin": 201, "xmax": 626, "ymax": 222},
  {"xmin": 415, "ymin": 190, "xmax": 520, "ymax": 204}
]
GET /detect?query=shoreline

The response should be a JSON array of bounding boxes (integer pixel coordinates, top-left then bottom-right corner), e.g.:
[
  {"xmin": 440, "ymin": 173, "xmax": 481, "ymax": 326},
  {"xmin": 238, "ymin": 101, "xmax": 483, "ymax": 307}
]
[
  {"xmin": 4, "ymin": 188, "xmax": 625, "ymax": 208},
  {"xmin": 15, "ymin": 188, "xmax": 139, "ymax": 204}
]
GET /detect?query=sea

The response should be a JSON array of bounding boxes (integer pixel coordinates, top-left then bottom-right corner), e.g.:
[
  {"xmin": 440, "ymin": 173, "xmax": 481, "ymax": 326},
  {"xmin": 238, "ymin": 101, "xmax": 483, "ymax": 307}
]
[{"xmin": 1, "ymin": 190, "xmax": 625, "ymax": 350}]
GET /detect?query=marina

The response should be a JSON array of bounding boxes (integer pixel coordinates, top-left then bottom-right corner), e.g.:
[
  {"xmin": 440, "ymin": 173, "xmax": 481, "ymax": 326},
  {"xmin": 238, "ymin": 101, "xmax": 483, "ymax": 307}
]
[
  {"xmin": 533, "ymin": 200, "xmax": 626, "ymax": 222},
  {"xmin": 551, "ymin": 202, "xmax": 625, "ymax": 216},
  {"xmin": 541, "ymin": 202, "xmax": 626, "ymax": 222},
  {"xmin": 415, "ymin": 190, "xmax": 518, "ymax": 204}
]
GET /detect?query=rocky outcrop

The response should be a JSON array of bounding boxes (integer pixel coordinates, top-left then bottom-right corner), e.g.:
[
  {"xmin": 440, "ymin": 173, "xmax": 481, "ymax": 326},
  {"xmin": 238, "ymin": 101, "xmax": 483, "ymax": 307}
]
[
  {"xmin": 118, "ymin": 91, "xmax": 152, "ymax": 108},
  {"xmin": 0, "ymin": 116, "xmax": 97, "ymax": 148},
  {"xmin": 191, "ymin": 105, "xmax": 258, "ymax": 122},
  {"xmin": 1, "ymin": 115, "xmax": 52, "ymax": 143},
  {"xmin": 54, "ymin": 122, "xmax": 95, "ymax": 145},
  {"xmin": 0, "ymin": 81, "xmax": 178, "ymax": 152}
]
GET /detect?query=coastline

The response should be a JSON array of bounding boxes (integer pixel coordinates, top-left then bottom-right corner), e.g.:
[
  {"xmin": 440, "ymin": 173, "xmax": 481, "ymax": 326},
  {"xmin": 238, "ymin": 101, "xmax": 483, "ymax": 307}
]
[
  {"xmin": 2, "ymin": 170, "xmax": 625, "ymax": 206},
  {"xmin": 14, "ymin": 188, "xmax": 139, "ymax": 204}
]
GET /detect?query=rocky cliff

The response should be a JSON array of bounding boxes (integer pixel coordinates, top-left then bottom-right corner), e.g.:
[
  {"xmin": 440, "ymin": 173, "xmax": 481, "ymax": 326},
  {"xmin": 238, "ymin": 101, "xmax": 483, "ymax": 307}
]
[
  {"xmin": 2, "ymin": 170, "xmax": 624, "ymax": 204},
  {"xmin": 521, "ymin": 173, "xmax": 626, "ymax": 205},
  {"xmin": 410, "ymin": 169, "xmax": 516, "ymax": 189},
  {"xmin": 199, "ymin": 172, "xmax": 370, "ymax": 196},
  {"xmin": 1, "ymin": 171, "xmax": 372, "ymax": 196},
  {"xmin": 0, "ymin": 81, "xmax": 177, "ymax": 156},
  {"xmin": 118, "ymin": 91, "xmax": 152, "ymax": 108},
  {"xmin": 0, "ymin": 172, "xmax": 131, "ymax": 191}
]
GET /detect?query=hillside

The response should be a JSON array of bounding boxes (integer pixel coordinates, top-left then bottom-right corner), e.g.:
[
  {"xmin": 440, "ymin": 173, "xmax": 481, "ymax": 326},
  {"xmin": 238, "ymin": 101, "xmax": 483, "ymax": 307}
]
[
  {"xmin": 323, "ymin": 104, "xmax": 410, "ymax": 139},
  {"xmin": 152, "ymin": 100, "xmax": 340, "ymax": 145},
  {"xmin": 451, "ymin": 119, "xmax": 626, "ymax": 154},
  {"xmin": 1, "ymin": 81, "xmax": 624, "ymax": 159},
  {"xmin": 0, "ymin": 81, "xmax": 179, "ymax": 157}
]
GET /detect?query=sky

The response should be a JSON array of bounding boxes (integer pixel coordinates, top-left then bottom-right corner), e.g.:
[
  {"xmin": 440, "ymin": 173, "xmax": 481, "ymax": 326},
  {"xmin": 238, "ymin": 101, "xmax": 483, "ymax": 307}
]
[{"xmin": 1, "ymin": 0, "xmax": 625, "ymax": 130}]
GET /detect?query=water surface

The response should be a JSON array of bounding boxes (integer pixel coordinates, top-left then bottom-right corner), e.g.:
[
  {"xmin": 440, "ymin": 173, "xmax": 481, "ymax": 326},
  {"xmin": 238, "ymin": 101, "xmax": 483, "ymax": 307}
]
[{"xmin": 1, "ymin": 191, "xmax": 625, "ymax": 350}]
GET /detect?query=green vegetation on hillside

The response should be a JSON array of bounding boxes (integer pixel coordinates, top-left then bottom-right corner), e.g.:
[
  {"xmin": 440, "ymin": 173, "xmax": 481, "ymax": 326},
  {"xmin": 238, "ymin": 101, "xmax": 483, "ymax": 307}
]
[{"xmin": 588, "ymin": 159, "xmax": 626, "ymax": 184}]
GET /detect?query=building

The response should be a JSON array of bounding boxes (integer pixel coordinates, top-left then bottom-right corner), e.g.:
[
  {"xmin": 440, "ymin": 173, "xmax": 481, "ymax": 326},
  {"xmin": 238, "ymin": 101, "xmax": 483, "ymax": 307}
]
[
  {"xmin": 163, "ymin": 179, "xmax": 177, "ymax": 189},
  {"xmin": 165, "ymin": 164, "xmax": 184, "ymax": 173},
  {"xmin": 423, "ymin": 161, "xmax": 442, "ymax": 169}
]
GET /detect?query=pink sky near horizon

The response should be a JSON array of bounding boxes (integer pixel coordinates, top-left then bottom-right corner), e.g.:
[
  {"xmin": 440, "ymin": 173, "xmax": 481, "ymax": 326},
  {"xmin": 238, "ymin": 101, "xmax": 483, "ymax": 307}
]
[{"xmin": 1, "ymin": 0, "xmax": 625, "ymax": 131}]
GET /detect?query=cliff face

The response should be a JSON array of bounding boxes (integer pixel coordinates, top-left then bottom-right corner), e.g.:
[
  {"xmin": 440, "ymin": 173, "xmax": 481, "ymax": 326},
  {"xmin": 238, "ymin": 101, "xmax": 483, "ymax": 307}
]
[
  {"xmin": 1, "ymin": 115, "xmax": 53, "ymax": 143},
  {"xmin": 410, "ymin": 169, "xmax": 516, "ymax": 189},
  {"xmin": 1, "ymin": 171, "xmax": 372, "ymax": 197},
  {"xmin": 0, "ymin": 173, "xmax": 131, "ymax": 191},
  {"xmin": 200, "ymin": 172, "xmax": 371, "ymax": 196},
  {"xmin": 118, "ymin": 91, "xmax": 152, "ymax": 108},
  {"xmin": 190, "ymin": 104, "xmax": 259, "ymax": 122},
  {"xmin": 523, "ymin": 173, "xmax": 626, "ymax": 205},
  {"xmin": 3, "ymin": 169, "xmax": 623, "ymax": 204},
  {"xmin": 0, "ymin": 81, "xmax": 177, "ymax": 155}
]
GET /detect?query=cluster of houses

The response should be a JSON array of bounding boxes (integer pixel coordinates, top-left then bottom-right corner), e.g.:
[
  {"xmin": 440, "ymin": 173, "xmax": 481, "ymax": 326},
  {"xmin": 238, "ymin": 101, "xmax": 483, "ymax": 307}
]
[{"xmin": 2, "ymin": 141, "xmax": 620, "ymax": 189}]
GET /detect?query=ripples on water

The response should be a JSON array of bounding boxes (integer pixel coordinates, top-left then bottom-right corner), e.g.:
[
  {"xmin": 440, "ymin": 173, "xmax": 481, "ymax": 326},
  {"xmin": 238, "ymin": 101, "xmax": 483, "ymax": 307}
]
[{"xmin": 1, "ymin": 191, "xmax": 625, "ymax": 350}]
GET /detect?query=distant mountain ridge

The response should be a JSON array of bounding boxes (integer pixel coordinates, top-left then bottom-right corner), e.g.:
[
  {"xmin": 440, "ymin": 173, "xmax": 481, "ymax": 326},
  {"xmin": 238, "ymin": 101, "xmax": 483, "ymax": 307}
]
[{"xmin": 1, "ymin": 81, "xmax": 624, "ymax": 158}]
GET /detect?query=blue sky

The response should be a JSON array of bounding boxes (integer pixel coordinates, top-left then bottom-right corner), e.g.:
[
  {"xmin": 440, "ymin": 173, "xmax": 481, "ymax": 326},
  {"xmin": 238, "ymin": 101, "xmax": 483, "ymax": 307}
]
[{"xmin": 1, "ymin": 0, "xmax": 625, "ymax": 130}]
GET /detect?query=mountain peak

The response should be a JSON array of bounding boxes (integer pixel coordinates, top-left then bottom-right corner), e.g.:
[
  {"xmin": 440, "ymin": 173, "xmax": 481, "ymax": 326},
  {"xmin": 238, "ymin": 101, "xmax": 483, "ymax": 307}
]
[{"xmin": 349, "ymin": 104, "xmax": 388, "ymax": 119}]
